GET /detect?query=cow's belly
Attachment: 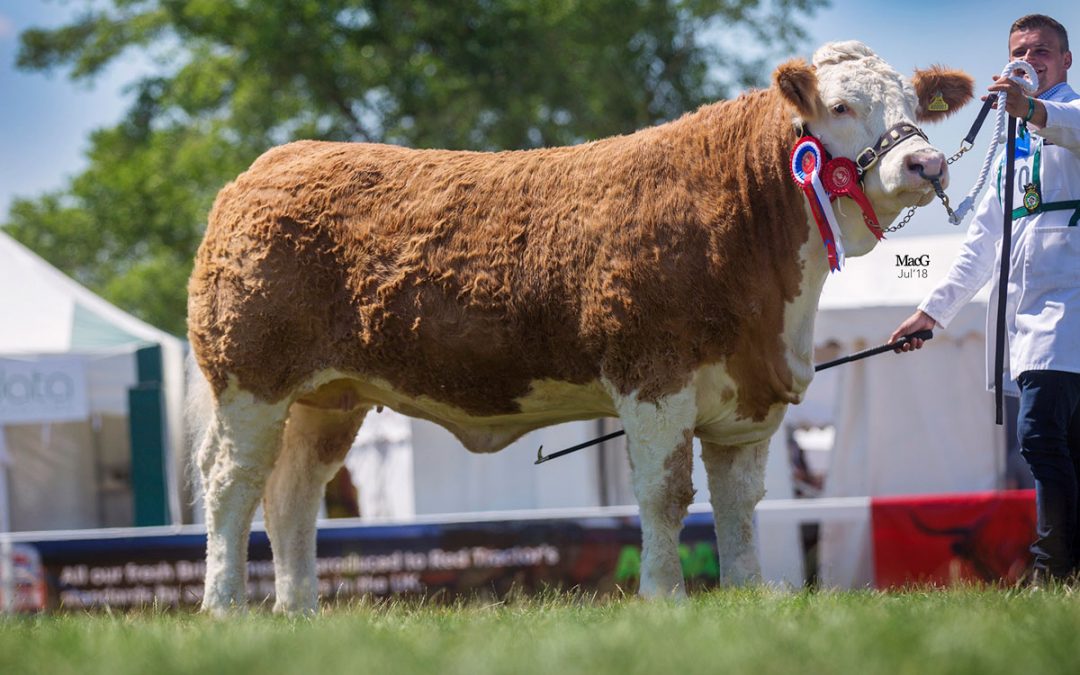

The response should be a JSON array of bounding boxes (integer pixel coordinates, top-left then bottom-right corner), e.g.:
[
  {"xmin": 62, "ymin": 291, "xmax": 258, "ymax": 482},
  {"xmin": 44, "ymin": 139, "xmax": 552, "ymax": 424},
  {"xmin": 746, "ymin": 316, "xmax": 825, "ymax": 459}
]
[
  {"xmin": 296, "ymin": 369, "xmax": 616, "ymax": 453},
  {"xmin": 295, "ymin": 361, "xmax": 796, "ymax": 455},
  {"xmin": 691, "ymin": 362, "xmax": 794, "ymax": 447}
]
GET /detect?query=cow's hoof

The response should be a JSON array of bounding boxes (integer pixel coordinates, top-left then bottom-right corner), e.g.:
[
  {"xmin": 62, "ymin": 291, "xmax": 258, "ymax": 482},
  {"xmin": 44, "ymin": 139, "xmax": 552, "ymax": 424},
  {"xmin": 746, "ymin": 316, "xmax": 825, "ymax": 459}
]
[
  {"xmin": 272, "ymin": 600, "xmax": 319, "ymax": 617},
  {"xmin": 638, "ymin": 576, "xmax": 687, "ymax": 600},
  {"xmin": 200, "ymin": 601, "xmax": 248, "ymax": 618}
]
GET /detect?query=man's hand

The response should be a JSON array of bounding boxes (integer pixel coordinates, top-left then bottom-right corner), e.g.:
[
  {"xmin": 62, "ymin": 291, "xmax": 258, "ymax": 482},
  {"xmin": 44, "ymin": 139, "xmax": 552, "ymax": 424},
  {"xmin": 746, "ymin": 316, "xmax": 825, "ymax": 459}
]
[
  {"xmin": 985, "ymin": 74, "xmax": 1047, "ymax": 125},
  {"xmin": 890, "ymin": 310, "xmax": 938, "ymax": 352}
]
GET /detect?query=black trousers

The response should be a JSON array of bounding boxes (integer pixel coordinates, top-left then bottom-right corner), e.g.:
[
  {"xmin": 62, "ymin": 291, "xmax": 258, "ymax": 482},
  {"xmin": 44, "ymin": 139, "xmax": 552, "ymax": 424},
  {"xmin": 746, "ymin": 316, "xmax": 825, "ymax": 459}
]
[{"xmin": 1017, "ymin": 370, "xmax": 1080, "ymax": 577}]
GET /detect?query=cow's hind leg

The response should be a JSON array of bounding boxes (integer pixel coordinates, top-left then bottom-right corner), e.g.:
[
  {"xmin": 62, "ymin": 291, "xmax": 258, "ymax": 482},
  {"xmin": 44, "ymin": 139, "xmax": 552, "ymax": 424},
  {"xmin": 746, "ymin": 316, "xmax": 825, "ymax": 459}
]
[
  {"xmin": 700, "ymin": 440, "xmax": 768, "ymax": 585},
  {"xmin": 196, "ymin": 389, "xmax": 289, "ymax": 614},
  {"xmin": 263, "ymin": 400, "xmax": 368, "ymax": 614},
  {"xmin": 612, "ymin": 385, "xmax": 697, "ymax": 598}
]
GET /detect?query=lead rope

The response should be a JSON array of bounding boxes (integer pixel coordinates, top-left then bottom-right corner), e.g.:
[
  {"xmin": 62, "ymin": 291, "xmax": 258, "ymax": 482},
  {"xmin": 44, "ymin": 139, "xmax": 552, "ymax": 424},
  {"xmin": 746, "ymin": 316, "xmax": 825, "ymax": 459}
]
[{"xmin": 950, "ymin": 60, "xmax": 1038, "ymax": 225}]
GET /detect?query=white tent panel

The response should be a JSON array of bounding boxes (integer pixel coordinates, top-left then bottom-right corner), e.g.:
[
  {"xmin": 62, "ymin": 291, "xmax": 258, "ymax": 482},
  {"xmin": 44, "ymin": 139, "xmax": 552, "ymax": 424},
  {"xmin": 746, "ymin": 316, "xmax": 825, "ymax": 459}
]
[
  {"xmin": 0, "ymin": 230, "xmax": 186, "ymax": 527},
  {"xmin": 85, "ymin": 352, "xmax": 139, "ymax": 416},
  {"xmin": 2, "ymin": 422, "xmax": 99, "ymax": 531},
  {"xmin": 0, "ymin": 244, "xmax": 75, "ymax": 354},
  {"xmin": 0, "ymin": 232, "xmax": 178, "ymax": 354},
  {"xmin": 345, "ymin": 409, "xmax": 415, "ymax": 519},
  {"xmin": 410, "ymin": 419, "xmax": 603, "ymax": 515}
]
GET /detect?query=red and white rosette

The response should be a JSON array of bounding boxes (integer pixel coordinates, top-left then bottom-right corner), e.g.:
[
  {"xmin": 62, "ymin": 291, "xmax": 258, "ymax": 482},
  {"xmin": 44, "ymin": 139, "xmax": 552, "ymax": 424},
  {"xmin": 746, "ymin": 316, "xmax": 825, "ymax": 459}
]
[
  {"xmin": 790, "ymin": 136, "xmax": 844, "ymax": 272},
  {"xmin": 822, "ymin": 157, "xmax": 883, "ymax": 240},
  {"xmin": 820, "ymin": 156, "xmax": 858, "ymax": 193}
]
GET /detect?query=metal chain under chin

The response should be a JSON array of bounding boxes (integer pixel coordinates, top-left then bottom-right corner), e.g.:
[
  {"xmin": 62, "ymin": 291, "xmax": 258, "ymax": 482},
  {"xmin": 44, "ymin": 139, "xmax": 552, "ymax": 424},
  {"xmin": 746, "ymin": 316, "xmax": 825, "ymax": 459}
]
[{"xmin": 883, "ymin": 141, "xmax": 973, "ymax": 234}]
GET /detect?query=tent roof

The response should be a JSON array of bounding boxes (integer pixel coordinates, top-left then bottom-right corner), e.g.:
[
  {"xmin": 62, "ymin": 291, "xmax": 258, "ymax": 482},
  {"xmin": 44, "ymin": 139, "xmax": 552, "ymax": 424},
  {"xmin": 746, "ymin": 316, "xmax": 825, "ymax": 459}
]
[
  {"xmin": 814, "ymin": 233, "xmax": 990, "ymax": 344},
  {"xmin": 0, "ymin": 230, "xmax": 181, "ymax": 354}
]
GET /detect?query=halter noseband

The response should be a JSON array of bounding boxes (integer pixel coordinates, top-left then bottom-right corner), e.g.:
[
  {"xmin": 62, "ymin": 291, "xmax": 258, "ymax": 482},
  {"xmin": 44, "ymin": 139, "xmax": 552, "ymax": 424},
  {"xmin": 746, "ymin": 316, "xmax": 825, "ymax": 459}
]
[{"xmin": 854, "ymin": 122, "xmax": 929, "ymax": 174}]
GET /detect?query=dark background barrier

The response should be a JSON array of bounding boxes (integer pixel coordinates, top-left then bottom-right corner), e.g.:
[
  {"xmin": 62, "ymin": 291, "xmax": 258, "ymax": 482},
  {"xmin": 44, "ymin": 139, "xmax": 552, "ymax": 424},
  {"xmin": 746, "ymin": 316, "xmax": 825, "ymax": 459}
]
[
  {"xmin": 5, "ymin": 491, "xmax": 1040, "ymax": 612},
  {"xmin": 22, "ymin": 511, "xmax": 720, "ymax": 611}
]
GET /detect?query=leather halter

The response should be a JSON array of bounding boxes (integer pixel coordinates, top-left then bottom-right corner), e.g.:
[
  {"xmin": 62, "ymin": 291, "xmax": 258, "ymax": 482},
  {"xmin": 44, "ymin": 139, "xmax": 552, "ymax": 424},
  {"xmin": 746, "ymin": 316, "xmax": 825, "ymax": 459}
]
[
  {"xmin": 854, "ymin": 122, "xmax": 928, "ymax": 174},
  {"xmin": 795, "ymin": 120, "xmax": 930, "ymax": 177}
]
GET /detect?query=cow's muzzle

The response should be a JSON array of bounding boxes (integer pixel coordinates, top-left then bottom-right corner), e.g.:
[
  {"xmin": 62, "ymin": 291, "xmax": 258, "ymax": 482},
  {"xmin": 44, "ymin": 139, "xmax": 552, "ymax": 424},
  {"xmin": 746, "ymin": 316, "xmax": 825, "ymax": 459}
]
[
  {"xmin": 915, "ymin": 164, "xmax": 956, "ymax": 220},
  {"xmin": 906, "ymin": 152, "xmax": 947, "ymax": 189}
]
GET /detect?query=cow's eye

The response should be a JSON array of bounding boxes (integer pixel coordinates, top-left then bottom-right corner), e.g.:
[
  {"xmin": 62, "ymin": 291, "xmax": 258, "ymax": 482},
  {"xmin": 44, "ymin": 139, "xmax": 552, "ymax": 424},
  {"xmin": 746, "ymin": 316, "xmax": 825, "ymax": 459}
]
[{"xmin": 831, "ymin": 103, "xmax": 848, "ymax": 116}]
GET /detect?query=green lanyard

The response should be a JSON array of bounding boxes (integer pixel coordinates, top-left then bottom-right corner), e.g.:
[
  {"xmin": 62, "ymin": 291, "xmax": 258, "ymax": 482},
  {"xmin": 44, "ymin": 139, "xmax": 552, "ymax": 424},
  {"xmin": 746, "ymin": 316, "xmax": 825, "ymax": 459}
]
[{"xmin": 997, "ymin": 140, "xmax": 1080, "ymax": 226}]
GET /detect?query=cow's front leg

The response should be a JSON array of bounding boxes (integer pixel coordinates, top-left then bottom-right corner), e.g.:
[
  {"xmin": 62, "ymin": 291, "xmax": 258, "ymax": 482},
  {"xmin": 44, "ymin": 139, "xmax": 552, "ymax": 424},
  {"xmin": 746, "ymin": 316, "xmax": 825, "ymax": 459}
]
[
  {"xmin": 611, "ymin": 384, "xmax": 697, "ymax": 598},
  {"xmin": 700, "ymin": 440, "xmax": 768, "ymax": 585}
]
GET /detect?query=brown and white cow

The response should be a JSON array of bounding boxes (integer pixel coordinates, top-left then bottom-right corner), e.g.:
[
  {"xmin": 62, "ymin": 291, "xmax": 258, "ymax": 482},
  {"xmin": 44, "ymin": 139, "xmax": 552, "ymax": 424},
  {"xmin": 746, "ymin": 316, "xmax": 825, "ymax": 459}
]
[{"xmin": 187, "ymin": 41, "xmax": 972, "ymax": 613}]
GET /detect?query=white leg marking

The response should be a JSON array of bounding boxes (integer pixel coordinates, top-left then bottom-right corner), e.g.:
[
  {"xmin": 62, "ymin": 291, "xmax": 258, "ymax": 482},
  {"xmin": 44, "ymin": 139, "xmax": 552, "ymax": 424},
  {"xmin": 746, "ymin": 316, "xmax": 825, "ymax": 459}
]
[
  {"xmin": 197, "ymin": 387, "xmax": 288, "ymax": 614},
  {"xmin": 263, "ymin": 404, "xmax": 367, "ymax": 614},
  {"xmin": 701, "ymin": 440, "xmax": 768, "ymax": 585},
  {"xmin": 610, "ymin": 383, "xmax": 697, "ymax": 598}
]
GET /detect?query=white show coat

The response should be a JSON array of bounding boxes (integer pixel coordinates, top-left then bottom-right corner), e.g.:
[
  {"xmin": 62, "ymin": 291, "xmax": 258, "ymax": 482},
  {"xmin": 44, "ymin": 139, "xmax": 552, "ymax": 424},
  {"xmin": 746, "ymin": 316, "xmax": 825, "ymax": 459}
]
[{"xmin": 920, "ymin": 83, "xmax": 1080, "ymax": 395}]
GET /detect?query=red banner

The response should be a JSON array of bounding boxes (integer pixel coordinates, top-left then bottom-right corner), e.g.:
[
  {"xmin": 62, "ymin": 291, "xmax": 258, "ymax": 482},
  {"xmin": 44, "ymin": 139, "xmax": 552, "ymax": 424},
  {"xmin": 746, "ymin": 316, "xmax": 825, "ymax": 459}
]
[{"xmin": 872, "ymin": 490, "xmax": 1035, "ymax": 588}]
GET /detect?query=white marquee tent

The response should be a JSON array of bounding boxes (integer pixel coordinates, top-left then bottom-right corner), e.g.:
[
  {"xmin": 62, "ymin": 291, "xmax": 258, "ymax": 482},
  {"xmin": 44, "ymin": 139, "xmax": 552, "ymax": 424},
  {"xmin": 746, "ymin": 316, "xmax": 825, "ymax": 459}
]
[
  {"xmin": 0, "ymin": 230, "xmax": 185, "ymax": 532},
  {"xmin": 798, "ymin": 232, "xmax": 1004, "ymax": 587}
]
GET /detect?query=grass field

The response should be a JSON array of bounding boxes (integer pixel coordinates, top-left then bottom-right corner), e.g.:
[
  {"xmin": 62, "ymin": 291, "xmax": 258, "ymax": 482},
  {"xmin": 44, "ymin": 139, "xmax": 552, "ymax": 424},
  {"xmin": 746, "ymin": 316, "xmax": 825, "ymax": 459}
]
[{"xmin": 3, "ymin": 587, "xmax": 1079, "ymax": 675}]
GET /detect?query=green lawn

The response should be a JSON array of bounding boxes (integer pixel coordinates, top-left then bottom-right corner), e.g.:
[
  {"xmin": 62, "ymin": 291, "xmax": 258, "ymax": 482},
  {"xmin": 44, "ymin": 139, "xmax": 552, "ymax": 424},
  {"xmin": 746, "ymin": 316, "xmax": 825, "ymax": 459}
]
[{"xmin": 3, "ymin": 587, "xmax": 1079, "ymax": 675}]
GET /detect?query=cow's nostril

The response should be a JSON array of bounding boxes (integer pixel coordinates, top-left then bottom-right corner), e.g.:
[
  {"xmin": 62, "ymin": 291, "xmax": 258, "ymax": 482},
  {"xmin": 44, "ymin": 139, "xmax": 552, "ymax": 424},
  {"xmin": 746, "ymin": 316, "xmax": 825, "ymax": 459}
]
[
  {"xmin": 909, "ymin": 157, "xmax": 945, "ymax": 182},
  {"xmin": 915, "ymin": 154, "xmax": 945, "ymax": 180}
]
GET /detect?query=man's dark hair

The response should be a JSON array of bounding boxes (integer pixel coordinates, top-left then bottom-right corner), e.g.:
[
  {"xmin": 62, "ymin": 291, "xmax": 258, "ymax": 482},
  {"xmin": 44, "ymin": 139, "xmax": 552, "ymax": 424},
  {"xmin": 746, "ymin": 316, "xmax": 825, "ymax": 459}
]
[{"xmin": 1011, "ymin": 14, "xmax": 1070, "ymax": 52}]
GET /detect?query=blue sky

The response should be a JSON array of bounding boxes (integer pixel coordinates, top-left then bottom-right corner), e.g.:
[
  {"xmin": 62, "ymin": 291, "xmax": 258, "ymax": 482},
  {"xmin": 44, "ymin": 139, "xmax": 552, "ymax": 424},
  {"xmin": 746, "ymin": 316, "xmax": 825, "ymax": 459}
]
[{"xmin": 2, "ymin": 1, "xmax": 1080, "ymax": 236}]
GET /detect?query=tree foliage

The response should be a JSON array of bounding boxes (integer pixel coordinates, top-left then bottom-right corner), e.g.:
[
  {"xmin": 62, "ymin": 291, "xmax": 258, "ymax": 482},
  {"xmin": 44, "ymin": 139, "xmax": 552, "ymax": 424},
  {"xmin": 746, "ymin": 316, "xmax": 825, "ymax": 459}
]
[{"xmin": 7, "ymin": 0, "xmax": 824, "ymax": 334}]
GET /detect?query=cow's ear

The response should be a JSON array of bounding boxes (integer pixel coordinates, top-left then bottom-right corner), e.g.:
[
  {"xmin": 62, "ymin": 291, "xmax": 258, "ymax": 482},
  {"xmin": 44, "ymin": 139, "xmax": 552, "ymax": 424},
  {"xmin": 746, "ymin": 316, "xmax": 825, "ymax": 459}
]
[
  {"xmin": 912, "ymin": 66, "xmax": 974, "ymax": 122},
  {"xmin": 774, "ymin": 59, "xmax": 820, "ymax": 119}
]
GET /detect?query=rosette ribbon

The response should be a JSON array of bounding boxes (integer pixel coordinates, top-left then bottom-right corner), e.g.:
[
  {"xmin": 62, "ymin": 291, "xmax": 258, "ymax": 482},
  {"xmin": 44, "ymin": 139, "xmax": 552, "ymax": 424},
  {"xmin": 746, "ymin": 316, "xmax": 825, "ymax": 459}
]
[
  {"xmin": 791, "ymin": 136, "xmax": 845, "ymax": 272},
  {"xmin": 821, "ymin": 156, "xmax": 884, "ymax": 241}
]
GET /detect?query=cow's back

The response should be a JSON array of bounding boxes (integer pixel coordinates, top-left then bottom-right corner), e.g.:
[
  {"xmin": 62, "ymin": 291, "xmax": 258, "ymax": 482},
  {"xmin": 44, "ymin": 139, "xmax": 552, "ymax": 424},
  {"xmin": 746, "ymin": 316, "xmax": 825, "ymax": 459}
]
[{"xmin": 188, "ymin": 139, "xmax": 644, "ymax": 413}]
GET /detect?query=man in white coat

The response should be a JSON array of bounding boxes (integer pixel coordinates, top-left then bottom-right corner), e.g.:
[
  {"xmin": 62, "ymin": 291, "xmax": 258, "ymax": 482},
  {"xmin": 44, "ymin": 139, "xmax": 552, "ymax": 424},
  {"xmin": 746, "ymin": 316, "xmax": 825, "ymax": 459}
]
[{"xmin": 892, "ymin": 14, "xmax": 1080, "ymax": 581}]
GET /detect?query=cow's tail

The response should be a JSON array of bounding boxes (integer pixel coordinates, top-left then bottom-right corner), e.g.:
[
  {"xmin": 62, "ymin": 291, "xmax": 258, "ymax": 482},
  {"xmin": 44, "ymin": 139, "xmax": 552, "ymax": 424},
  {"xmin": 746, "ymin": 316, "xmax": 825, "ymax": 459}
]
[{"xmin": 184, "ymin": 350, "xmax": 215, "ymax": 502}]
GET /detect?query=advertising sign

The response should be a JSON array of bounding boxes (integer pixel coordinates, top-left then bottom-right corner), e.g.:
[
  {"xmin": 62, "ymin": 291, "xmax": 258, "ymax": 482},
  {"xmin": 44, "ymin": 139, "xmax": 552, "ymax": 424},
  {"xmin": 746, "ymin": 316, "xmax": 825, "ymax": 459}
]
[
  {"xmin": 0, "ymin": 357, "xmax": 89, "ymax": 425},
  {"xmin": 872, "ymin": 490, "xmax": 1035, "ymax": 587},
  {"xmin": 12, "ymin": 511, "xmax": 721, "ymax": 612}
]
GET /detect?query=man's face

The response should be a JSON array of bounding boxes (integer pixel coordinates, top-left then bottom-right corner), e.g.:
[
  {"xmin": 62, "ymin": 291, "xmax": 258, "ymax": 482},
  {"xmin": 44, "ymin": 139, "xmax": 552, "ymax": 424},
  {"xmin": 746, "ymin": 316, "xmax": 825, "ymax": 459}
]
[{"xmin": 1009, "ymin": 27, "xmax": 1072, "ymax": 95}]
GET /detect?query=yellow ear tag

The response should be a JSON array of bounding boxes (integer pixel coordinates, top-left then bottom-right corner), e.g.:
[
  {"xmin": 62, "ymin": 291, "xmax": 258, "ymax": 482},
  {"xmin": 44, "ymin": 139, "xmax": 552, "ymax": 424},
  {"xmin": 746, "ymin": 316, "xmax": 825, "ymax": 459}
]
[{"xmin": 928, "ymin": 91, "xmax": 949, "ymax": 112}]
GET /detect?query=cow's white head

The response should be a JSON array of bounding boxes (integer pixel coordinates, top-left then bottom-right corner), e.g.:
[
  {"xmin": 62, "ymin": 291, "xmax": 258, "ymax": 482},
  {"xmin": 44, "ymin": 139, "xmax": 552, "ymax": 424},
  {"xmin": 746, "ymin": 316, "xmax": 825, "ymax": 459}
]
[{"xmin": 774, "ymin": 41, "xmax": 973, "ymax": 256}]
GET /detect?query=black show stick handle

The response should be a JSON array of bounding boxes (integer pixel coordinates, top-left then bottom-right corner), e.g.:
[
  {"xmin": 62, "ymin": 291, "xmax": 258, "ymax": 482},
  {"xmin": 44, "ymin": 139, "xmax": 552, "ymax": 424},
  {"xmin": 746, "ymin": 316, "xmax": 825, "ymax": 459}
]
[{"xmin": 814, "ymin": 329, "xmax": 934, "ymax": 372}]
